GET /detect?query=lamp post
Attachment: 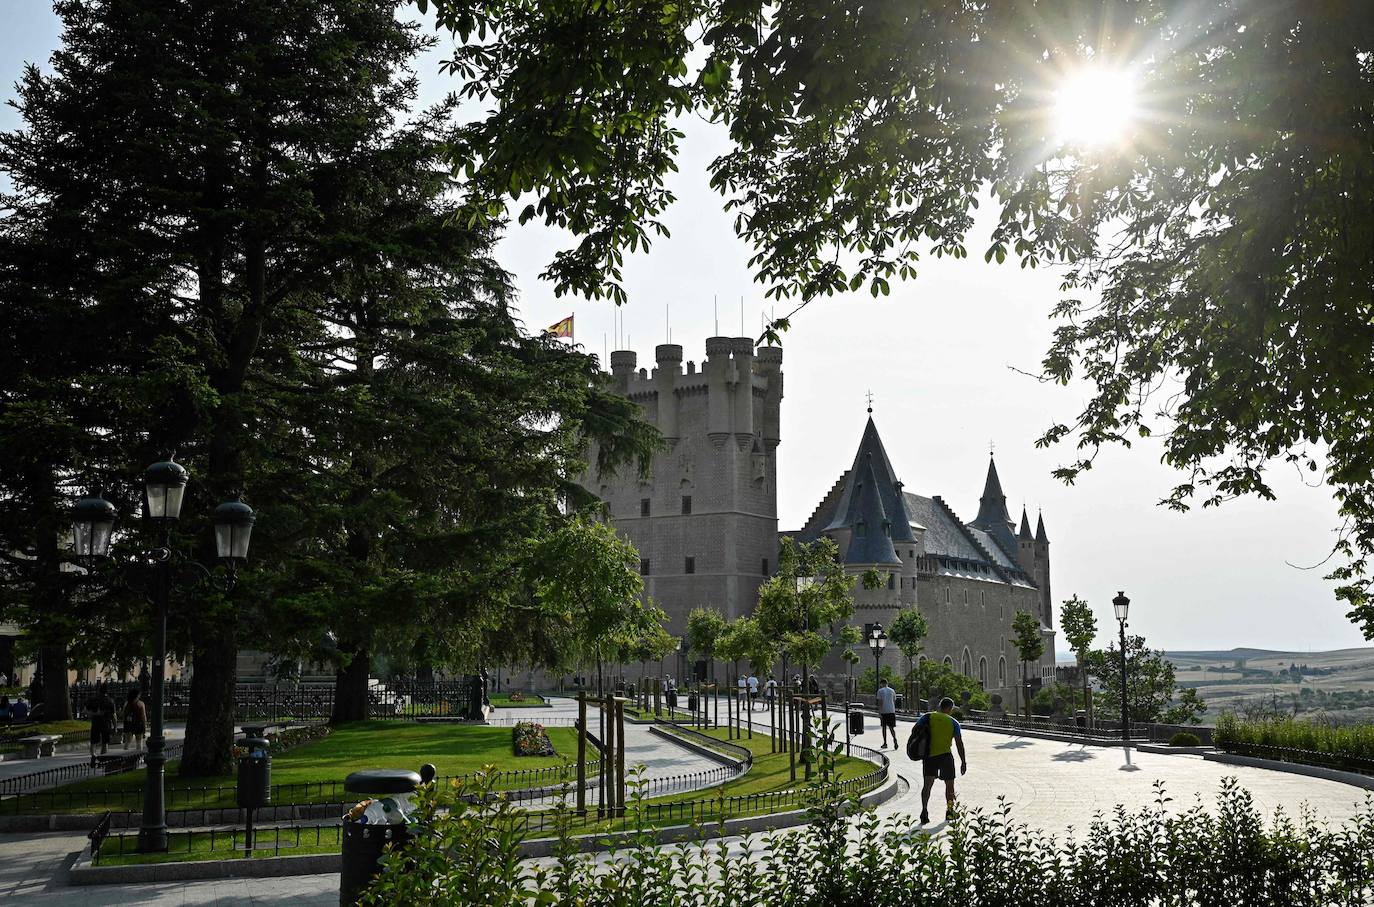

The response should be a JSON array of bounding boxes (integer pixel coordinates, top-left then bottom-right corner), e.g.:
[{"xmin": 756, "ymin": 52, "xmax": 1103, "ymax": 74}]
[
  {"xmin": 796, "ymin": 575, "xmax": 812, "ymax": 688},
  {"xmin": 1112, "ymin": 591, "xmax": 1130, "ymax": 745},
  {"xmin": 70, "ymin": 460, "xmax": 254, "ymax": 853},
  {"xmin": 868, "ymin": 623, "xmax": 887, "ymax": 695}
]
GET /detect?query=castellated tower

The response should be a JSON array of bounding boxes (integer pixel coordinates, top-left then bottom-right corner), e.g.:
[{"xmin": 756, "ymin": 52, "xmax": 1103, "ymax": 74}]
[{"xmin": 584, "ymin": 338, "xmax": 783, "ymax": 635}]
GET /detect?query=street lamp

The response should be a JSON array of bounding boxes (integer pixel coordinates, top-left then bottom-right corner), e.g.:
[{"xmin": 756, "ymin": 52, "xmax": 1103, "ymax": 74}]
[
  {"xmin": 868, "ymin": 623, "xmax": 887, "ymax": 694},
  {"xmin": 1112, "ymin": 590, "xmax": 1130, "ymax": 745},
  {"xmin": 71, "ymin": 460, "xmax": 253, "ymax": 853}
]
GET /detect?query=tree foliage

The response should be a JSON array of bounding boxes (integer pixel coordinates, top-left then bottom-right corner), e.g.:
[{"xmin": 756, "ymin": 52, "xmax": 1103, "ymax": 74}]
[
  {"xmin": 753, "ymin": 537, "xmax": 857, "ymax": 677},
  {"xmin": 419, "ymin": 0, "xmax": 1374, "ymax": 636},
  {"xmin": 1088, "ymin": 634, "xmax": 1205, "ymax": 726},
  {"xmin": 886, "ymin": 607, "xmax": 929, "ymax": 674}
]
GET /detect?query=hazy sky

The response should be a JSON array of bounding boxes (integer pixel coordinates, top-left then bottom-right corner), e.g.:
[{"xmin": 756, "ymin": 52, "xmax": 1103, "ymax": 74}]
[{"xmin": 4, "ymin": 4, "xmax": 1367, "ymax": 654}]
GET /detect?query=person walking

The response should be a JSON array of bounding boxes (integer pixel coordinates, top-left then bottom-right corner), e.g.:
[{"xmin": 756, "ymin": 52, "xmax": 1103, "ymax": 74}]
[
  {"xmin": 747, "ymin": 673, "xmax": 760, "ymax": 710},
  {"xmin": 122, "ymin": 688, "xmax": 147, "ymax": 751},
  {"xmin": 875, "ymin": 678, "xmax": 899, "ymax": 749},
  {"xmin": 914, "ymin": 696, "xmax": 967, "ymax": 824},
  {"xmin": 87, "ymin": 681, "xmax": 116, "ymax": 764},
  {"xmin": 765, "ymin": 676, "xmax": 777, "ymax": 706},
  {"xmin": 10, "ymin": 695, "xmax": 29, "ymax": 722}
]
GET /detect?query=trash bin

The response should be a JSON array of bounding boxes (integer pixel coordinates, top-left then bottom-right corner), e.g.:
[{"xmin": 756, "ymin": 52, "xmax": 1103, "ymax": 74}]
[
  {"xmin": 339, "ymin": 768, "xmax": 427, "ymax": 907},
  {"xmin": 848, "ymin": 710, "xmax": 864, "ymax": 735},
  {"xmin": 687, "ymin": 692, "xmax": 698, "ymax": 713},
  {"xmin": 894, "ymin": 693, "xmax": 905, "ymax": 710},
  {"xmin": 236, "ymin": 735, "xmax": 272, "ymax": 853},
  {"xmin": 666, "ymin": 690, "xmax": 678, "ymax": 710}
]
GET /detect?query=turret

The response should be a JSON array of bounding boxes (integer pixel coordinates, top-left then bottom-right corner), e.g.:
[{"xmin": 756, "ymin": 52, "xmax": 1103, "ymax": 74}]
[
  {"xmin": 1034, "ymin": 511, "xmax": 1052, "ymax": 628},
  {"xmin": 654, "ymin": 344, "xmax": 682, "ymax": 442},
  {"xmin": 610, "ymin": 349, "xmax": 637, "ymax": 393},
  {"xmin": 756, "ymin": 346, "xmax": 783, "ymax": 449},
  {"xmin": 705, "ymin": 336, "xmax": 732, "ymax": 447},
  {"xmin": 729, "ymin": 337, "xmax": 755, "ymax": 446},
  {"xmin": 1016, "ymin": 507, "xmax": 1036, "ymax": 574},
  {"xmin": 971, "ymin": 454, "xmax": 1018, "ymax": 558}
]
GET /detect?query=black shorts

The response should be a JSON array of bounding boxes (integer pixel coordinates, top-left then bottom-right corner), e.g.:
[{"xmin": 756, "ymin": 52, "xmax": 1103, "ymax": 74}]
[
  {"xmin": 879, "ymin": 712, "xmax": 897, "ymax": 729},
  {"xmin": 923, "ymin": 752, "xmax": 957, "ymax": 780}
]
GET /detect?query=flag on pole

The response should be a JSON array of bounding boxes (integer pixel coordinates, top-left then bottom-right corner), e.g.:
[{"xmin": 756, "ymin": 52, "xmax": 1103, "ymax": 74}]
[{"xmin": 546, "ymin": 314, "xmax": 574, "ymax": 339}]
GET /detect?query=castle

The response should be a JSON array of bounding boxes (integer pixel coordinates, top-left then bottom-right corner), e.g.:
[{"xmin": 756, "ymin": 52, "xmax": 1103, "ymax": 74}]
[{"xmin": 583, "ymin": 338, "xmax": 1056, "ymax": 700}]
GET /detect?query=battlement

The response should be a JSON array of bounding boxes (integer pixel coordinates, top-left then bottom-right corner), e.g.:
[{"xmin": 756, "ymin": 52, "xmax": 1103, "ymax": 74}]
[{"xmin": 608, "ymin": 337, "xmax": 782, "ymax": 386}]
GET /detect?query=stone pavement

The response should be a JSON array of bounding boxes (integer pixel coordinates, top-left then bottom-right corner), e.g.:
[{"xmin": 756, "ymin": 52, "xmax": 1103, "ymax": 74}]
[
  {"xmin": 3, "ymin": 716, "xmax": 1370, "ymax": 905},
  {"xmin": 0, "ymin": 725, "xmax": 188, "ymax": 787}
]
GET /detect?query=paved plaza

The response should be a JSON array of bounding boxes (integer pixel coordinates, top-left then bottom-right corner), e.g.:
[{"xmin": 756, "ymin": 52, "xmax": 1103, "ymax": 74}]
[{"xmin": 1, "ymin": 714, "xmax": 1369, "ymax": 905}]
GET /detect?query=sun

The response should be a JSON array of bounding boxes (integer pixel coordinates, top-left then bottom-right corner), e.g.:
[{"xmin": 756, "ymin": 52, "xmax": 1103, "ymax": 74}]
[{"xmin": 1052, "ymin": 65, "xmax": 1140, "ymax": 149}]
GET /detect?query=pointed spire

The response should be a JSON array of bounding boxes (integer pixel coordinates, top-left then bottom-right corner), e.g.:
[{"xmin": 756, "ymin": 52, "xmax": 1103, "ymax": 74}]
[
  {"xmin": 823, "ymin": 416, "xmax": 915, "ymax": 543},
  {"xmin": 842, "ymin": 454, "xmax": 901, "ymax": 566},
  {"xmin": 1035, "ymin": 511, "xmax": 1049, "ymax": 545},
  {"xmin": 971, "ymin": 454, "xmax": 1012, "ymax": 532},
  {"xmin": 1018, "ymin": 507, "xmax": 1033, "ymax": 540}
]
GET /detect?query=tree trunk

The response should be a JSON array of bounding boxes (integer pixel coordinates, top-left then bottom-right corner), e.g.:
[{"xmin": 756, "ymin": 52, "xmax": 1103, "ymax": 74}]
[
  {"xmin": 331, "ymin": 646, "xmax": 370, "ymax": 724},
  {"xmin": 179, "ymin": 625, "xmax": 237, "ymax": 777},
  {"xmin": 39, "ymin": 640, "xmax": 72, "ymax": 721}
]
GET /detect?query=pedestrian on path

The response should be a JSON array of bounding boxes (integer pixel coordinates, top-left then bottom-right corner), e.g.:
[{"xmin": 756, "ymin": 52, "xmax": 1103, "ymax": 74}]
[
  {"xmin": 87, "ymin": 681, "xmax": 116, "ymax": 764},
  {"xmin": 122, "ymin": 688, "xmax": 147, "ymax": 751},
  {"xmin": 747, "ymin": 673, "xmax": 759, "ymax": 709},
  {"xmin": 766, "ymin": 676, "xmax": 777, "ymax": 706},
  {"xmin": 914, "ymin": 696, "xmax": 967, "ymax": 824},
  {"xmin": 875, "ymin": 678, "xmax": 899, "ymax": 749}
]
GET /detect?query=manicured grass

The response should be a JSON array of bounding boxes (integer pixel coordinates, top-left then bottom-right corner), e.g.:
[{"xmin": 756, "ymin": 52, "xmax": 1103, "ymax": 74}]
[
  {"xmin": 2, "ymin": 719, "xmax": 88, "ymax": 738},
  {"xmin": 97, "ymin": 825, "xmax": 343, "ymax": 866},
  {"xmin": 21, "ymin": 721, "xmax": 579, "ymax": 814},
  {"xmin": 645, "ymin": 727, "xmax": 876, "ymax": 801},
  {"xmin": 488, "ymin": 693, "xmax": 546, "ymax": 708}
]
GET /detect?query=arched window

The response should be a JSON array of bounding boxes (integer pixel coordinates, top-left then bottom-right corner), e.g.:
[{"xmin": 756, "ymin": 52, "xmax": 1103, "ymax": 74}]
[
  {"xmin": 961, "ymin": 648, "xmax": 972, "ymax": 677},
  {"xmin": 943, "ymin": 655, "xmax": 953, "ymax": 669},
  {"xmin": 998, "ymin": 657, "xmax": 1007, "ymax": 687},
  {"xmin": 979, "ymin": 657, "xmax": 988, "ymax": 688}
]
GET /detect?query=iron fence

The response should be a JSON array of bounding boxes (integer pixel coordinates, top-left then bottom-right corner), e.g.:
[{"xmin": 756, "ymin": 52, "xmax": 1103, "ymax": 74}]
[
  {"xmin": 67, "ymin": 680, "xmax": 478, "ymax": 722},
  {"xmin": 0, "ymin": 741, "xmax": 184, "ymax": 798},
  {"xmin": 962, "ymin": 712, "xmax": 1213, "ymax": 746},
  {"xmin": 94, "ymin": 821, "xmax": 343, "ymax": 865},
  {"xmin": 1217, "ymin": 741, "xmax": 1374, "ymax": 776}
]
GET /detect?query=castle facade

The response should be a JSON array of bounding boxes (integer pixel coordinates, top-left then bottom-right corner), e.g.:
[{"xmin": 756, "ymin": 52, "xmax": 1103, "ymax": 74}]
[{"xmin": 583, "ymin": 338, "xmax": 1056, "ymax": 700}]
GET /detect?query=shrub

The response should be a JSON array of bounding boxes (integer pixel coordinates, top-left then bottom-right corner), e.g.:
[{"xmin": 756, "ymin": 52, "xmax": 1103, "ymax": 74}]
[
  {"xmin": 1215, "ymin": 712, "xmax": 1374, "ymax": 766},
  {"xmin": 512, "ymin": 721, "xmax": 555, "ymax": 757},
  {"xmin": 361, "ymin": 771, "xmax": 1374, "ymax": 907},
  {"xmin": 1169, "ymin": 731, "xmax": 1202, "ymax": 747}
]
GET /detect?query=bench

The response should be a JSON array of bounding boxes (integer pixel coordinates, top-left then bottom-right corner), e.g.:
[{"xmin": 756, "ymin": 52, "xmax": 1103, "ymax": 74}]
[{"xmin": 19, "ymin": 734, "xmax": 61, "ymax": 758}]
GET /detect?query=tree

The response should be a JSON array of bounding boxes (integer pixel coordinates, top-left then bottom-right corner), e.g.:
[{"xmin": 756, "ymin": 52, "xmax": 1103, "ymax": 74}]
[
  {"xmin": 1058, "ymin": 596, "xmax": 1098, "ymax": 725},
  {"xmin": 907, "ymin": 660, "xmax": 991, "ymax": 713},
  {"xmin": 1010, "ymin": 610, "xmax": 1046, "ymax": 718},
  {"xmin": 685, "ymin": 607, "xmax": 727, "ymax": 683},
  {"xmin": 421, "ymin": 1, "xmax": 1374, "ymax": 638},
  {"xmin": 1087, "ymin": 635, "xmax": 1203, "ymax": 726},
  {"xmin": 752, "ymin": 537, "xmax": 859, "ymax": 685},
  {"xmin": 621, "ymin": 620, "xmax": 678, "ymax": 688},
  {"xmin": 887, "ymin": 608, "xmax": 929, "ymax": 676},
  {"xmin": 715, "ymin": 616, "xmax": 773, "ymax": 686},
  {"xmin": 530, "ymin": 517, "xmax": 651, "ymax": 695}
]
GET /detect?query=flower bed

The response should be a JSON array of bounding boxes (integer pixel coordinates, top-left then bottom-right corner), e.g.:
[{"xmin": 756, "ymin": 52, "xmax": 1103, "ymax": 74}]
[
  {"xmin": 512, "ymin": 721, "xmax": 555, "ymax": 757},
  {"xmin": 230, "ymin": 723, "xmax": 331, "ymax": 760}
]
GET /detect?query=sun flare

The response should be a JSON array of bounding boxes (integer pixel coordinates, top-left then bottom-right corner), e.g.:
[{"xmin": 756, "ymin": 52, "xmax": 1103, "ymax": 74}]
[{"xmin": 1052, "ymin": 66, "xmax": 1140, "ymax": 149}]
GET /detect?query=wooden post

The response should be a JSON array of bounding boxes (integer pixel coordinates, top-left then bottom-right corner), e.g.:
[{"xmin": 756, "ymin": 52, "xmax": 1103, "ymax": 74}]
[
  {"xmin": 576, "ymin": 692, "xmax": 587, "ymax": 817},
  {"xmin": 602, "ymin": 697, "xmax": 614, "ymax": 818},
  {"xmin": 788, "ymin": 695, "xmax": 796, "ymax": 782}
]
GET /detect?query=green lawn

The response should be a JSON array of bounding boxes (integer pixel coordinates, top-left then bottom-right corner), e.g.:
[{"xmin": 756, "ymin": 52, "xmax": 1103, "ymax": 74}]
[
  {"xmin": 3, "ymin": 719, "xmax": 89, "ymax": 738},
  {"xmin": 96, "ymin": 825, "xmax": 343, "ymax": 867},
  {"xmin": 488, "ymin": 693, "xmax": 546, "ymax": 708},
  {"xmin": 18, "ymin": 721, "xmax": 579, "ymax": 814}
]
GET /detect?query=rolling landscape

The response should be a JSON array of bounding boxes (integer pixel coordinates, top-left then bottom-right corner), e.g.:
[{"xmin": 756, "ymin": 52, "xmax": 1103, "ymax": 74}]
[{"xmin": 1165, "ymin": 647, "xmax": 1374, "ymax": 725}]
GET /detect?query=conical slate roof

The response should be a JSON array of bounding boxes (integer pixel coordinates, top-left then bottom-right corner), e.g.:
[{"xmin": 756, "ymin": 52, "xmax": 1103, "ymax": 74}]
[
  {"xmin": 970, "ymin": 455, "xmax": 1018, "ymax": 558},
  {"xmin": 841, "ymin": 455, "xmax": 902, "ymax": 565},
  {"xmin": 1018, "ymin": 508, "xmax": 1033, "ymax": 540},
  {"xmin": 1035, "ymin": 511, "xmax": 1049, "ymax": 544},
  {"xmin": 822, "ymin": 416, "xmax": 916, "ymax": 544}
]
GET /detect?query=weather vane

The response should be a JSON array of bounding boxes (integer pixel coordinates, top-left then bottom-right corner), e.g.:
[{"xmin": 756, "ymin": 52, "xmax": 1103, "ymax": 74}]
[
  {"xmin": 989, "ymin": 439, "xmax": 996, "ymax": 456},
  {"xmin": 866, "ymin": 390, "xmax": 874, "ymax": 414}
]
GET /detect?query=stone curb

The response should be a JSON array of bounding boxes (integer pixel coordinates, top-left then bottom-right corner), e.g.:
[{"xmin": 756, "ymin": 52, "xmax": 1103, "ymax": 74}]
[
  {"xmin": 646, "ymin": 725, "xmax": 748, "ymax": 768},
  {"xmin": 1203, "ymin": 751, "xmax": 1374, "ymax": 791},
  {"xmin": 66, "ymin": 770, "xmax": 902, "ymax": 884}
]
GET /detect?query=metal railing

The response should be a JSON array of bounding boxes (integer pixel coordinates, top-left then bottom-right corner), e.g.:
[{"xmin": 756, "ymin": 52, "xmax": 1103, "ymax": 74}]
[
  {"xmin": 0, "ymin": 741, "xmax": 184, "ymax": 799},
  {"xmin": 94, "ymin": 821, "xmax": 343, "ymax": 865},
  {"xmin": 2, "ymin": 757, "xmax": 602, "ymax": 817},
  {"xmin": 1216, "ymin": 741, "xmax": 1374, "ymax": 776},
  {"xmin": 67, "ymin": 680, "xmax": 478, "ymax": 723},
  {"xmin": 962, "ymin": 712, "xmax": 1213, "ymax": 745}
]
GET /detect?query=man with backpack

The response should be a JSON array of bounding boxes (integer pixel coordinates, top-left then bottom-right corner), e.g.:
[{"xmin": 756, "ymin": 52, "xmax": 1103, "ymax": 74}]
[{"xmin": 909, "ymin": 696, "xmax": 967, "ymax": 824}]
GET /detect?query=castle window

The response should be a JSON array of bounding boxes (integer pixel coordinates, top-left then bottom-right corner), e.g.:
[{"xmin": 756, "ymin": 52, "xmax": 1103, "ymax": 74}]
[
  {"xmin": 882, "ymin": 520, "xmax": 891, "ymax": 537},
  {"xmin": 640, "ymin": 498, "xmax": 650, "ymax": 517},
  {"xmin": 981, "ymin": 590, "xmax": 986, "ymax": 607},
  {"xmin": 945, "ymin": 588, "xmax": 950, "ymax": 603},
  {"xmin": 640, "ymin": 559, "xmax": 651, "ymax": 576},
  {"xmin": 681, "ymin": 495, "xmax": 692, "ymax": 515},
  {"xmin": 998, "ymin": 657, "xmax": 1007, "ymax": 686},
  {"xmin": 888, "ymin": 573, "xmax": 895, "ymax": 590},
  {"xmin": 979, "ymin": 657, "xmax": 988, "ymax": 687},
  {"xmin": 855, "ymin": 521, "xmax": 867, "ymax": 538},
  {"xmin": 761, "ymin": 558, "xmax": 769, "ymax": 576},
  {"xmin": 684, "ymin": 556, "xmax": 695, "ymax": 574},
  {"xmin": 963, "ymin": 589, "xmax": 968, "ymax": 604}
]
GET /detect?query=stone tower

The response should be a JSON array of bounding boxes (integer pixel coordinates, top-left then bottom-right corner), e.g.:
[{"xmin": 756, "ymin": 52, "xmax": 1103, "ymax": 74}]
[{"xmin": 586, "ymin": 338, "xmax": 783, "ymax": 634}]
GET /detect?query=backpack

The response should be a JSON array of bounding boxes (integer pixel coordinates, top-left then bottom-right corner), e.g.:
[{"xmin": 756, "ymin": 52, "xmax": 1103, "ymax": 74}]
[{"xmin": 907, "ymin": 714, "xmax": 931, "ymax": 761}]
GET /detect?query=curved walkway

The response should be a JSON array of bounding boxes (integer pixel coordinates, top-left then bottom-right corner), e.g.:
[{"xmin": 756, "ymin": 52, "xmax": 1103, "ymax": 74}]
[{"xmin": 2, "ymin": 714, "xmax": 1369, "ymax": 904}]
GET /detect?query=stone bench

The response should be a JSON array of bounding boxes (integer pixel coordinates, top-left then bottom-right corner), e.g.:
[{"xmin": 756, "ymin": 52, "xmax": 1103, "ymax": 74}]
[{"xmin": 19, "ymin": 734, "xmax": 61, "ymax": 758}]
